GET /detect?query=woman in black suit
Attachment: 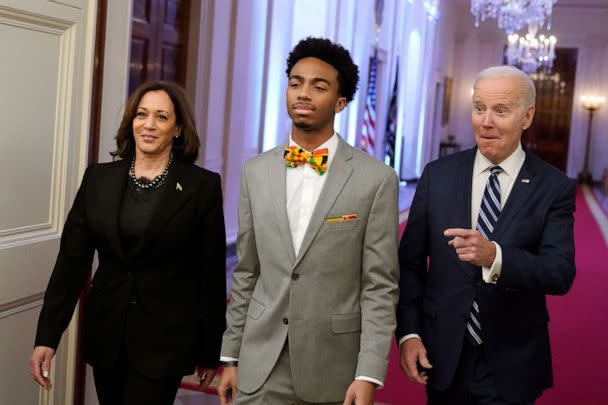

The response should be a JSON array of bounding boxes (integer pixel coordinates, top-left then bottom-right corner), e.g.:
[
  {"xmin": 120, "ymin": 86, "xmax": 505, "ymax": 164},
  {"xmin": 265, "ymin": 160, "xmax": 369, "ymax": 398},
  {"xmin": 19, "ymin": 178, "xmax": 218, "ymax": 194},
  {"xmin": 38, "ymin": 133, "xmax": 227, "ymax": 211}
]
[{"xmin": 29, "ymin": 81, "xmax": 227, "ymax": 405}]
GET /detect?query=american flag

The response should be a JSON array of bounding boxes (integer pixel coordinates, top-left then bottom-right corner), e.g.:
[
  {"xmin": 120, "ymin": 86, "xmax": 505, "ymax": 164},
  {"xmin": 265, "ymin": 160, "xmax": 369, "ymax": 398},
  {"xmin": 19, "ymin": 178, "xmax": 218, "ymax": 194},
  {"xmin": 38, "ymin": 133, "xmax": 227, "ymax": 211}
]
[
  {"xmin": 384, "ymin": 61, "xmax": 398, "ymax": 167},
  {"xmin": 360, "ymin": 53, "xmax": 378, "ymax": 155}
]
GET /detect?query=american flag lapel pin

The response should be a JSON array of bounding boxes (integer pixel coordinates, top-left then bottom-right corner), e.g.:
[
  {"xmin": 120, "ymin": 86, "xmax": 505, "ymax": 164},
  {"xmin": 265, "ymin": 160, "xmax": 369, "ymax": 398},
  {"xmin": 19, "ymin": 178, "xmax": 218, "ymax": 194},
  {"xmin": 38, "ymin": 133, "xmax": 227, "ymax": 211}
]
[
  {"xmin": 176, "ymin": 182, "xmax": 183, "ymax": 191},
  {"xmin": 521, "ymin": 178, "xmax": 530, "ymax": 184}
]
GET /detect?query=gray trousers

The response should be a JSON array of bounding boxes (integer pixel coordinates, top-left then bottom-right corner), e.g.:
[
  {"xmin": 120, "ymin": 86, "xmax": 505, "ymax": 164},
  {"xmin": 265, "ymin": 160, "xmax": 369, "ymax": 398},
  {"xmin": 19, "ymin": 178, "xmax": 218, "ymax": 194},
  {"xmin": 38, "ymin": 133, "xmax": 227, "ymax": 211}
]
[{"xmin": 234, "ymin": 342, "xmax": 343, "ymax": 405}]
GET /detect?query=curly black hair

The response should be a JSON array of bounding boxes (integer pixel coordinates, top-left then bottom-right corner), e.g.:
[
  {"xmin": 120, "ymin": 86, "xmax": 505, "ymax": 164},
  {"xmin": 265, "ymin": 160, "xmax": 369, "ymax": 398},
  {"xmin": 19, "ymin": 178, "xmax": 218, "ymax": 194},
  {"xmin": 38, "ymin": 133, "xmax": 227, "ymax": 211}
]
[{"xmin": 285, "ymin": 37, "xmax": 359, "ymax": 103}]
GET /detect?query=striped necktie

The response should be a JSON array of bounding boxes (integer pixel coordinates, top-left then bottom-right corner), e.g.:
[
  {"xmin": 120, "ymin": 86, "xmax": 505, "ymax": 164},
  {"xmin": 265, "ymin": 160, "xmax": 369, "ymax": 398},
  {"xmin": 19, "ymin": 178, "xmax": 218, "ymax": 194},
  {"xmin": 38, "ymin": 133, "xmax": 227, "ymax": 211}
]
[{"xmin": 466, "ymin": 165, "xmax": 503, "ymax": 346}]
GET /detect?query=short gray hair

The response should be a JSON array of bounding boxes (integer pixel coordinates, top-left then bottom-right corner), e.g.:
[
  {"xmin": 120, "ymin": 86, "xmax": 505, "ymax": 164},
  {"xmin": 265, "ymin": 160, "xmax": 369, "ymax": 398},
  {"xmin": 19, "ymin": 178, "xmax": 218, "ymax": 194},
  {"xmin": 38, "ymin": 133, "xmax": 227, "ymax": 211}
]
[{"xmin": 474, "ymin": 65, "xmax": 536, "ymax": 108}]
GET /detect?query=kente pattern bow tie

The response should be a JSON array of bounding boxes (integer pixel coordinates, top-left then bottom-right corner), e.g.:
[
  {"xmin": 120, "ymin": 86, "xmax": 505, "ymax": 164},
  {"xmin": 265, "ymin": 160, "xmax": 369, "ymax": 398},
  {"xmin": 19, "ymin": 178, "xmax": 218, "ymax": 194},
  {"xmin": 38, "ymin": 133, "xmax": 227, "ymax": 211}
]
[{"xmin": 284, "ymin": 146, "xmax": 329, "ymax": 175}]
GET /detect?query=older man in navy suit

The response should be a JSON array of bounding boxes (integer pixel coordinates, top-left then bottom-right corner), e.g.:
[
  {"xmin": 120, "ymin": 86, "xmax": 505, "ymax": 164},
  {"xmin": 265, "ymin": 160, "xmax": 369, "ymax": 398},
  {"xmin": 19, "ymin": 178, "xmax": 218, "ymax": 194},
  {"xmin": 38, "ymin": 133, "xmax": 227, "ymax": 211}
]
[{"xmin": 397, "ymin": 65, "xmax": 576, "ymax": 404}]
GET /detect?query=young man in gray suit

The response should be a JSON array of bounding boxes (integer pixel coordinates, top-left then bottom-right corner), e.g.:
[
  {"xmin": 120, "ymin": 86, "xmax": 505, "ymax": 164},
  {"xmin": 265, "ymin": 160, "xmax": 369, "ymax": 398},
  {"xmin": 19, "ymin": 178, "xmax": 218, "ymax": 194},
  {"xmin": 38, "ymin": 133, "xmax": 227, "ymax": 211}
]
[{"xmin": 218, "ymin": 37, "xmax": 400, "ymax": 405}]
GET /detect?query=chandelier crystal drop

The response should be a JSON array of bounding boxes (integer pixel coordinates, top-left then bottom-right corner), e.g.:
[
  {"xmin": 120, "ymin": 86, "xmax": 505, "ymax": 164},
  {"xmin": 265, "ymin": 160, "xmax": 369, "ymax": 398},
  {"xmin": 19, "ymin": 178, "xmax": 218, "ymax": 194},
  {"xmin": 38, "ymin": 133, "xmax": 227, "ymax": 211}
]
[
  {"xmin": 471, "ymin": 0, "xmax": 557, "ymax": 35},
  {"xmin": 505, "ymin": 23, "xmax": 557, "ymax": 73}
]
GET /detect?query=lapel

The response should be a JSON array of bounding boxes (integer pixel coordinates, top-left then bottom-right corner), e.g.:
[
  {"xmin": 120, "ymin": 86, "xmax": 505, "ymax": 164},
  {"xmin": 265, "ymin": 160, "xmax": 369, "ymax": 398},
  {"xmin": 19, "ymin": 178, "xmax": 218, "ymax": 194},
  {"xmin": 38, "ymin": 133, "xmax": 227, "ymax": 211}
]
[
  {"xmin": 455, "ymin": 149, "xmax": 478, "ymax": 278},
  {"xmin": 293, "ymin": 136, "xmax": 354, "ymax": 269},
  {"xmin": 128, "ymin": 160, "xmax": 198, "ymax": 258},
  {"xmin": 267, "ymin": 143, "xmax": 296, "ymax": 264},
  {"xmin": 491, "ymin": 153, "xmax": 538, "ymax": 241},
  {"xmin": 97, "ymin": 159, "xmax": 129, "ymax": 260},
  {"xmin": 456, "ymin": 148, "xmax": 477, "ymax": 231}
]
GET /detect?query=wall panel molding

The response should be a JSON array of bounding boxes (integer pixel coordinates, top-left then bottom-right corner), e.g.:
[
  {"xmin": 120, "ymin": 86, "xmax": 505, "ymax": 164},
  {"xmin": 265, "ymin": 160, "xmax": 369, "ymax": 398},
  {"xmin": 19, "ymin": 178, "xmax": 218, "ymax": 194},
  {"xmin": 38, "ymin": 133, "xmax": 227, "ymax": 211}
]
[
  {"xmin": 49, "ymin": 0, "xmax": 82, "ymax": 9},
  {"xmin": 0, "ymin": 7, "xmax": 77, "ymax": 250},
  {"xmin": 0, "ymin": 5, "xmax": 72, "ymax": 31},
  {"xmin": 0, "ymin": 292, "xmax": 44, "ymax": 319},
  {"xmin": 0, "ymin": 226, "xmax": 58, "ymax": 250}
]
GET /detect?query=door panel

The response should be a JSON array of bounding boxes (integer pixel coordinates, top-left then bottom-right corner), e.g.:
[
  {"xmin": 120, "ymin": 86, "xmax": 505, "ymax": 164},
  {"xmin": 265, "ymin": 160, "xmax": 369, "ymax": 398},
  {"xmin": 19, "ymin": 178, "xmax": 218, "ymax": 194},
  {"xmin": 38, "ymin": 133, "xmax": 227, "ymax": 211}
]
[
  {"xmin": 129, "ymin": 37, "xmax": 150, "ymax": 95},
  {"xmin": 0, "ymin": 20, "xmax": 59, "ymax": 231},
  {"xmin": 0, "ymin": 1, "xmax": 96, "ymax": 404},
  {"xmin": 524, "ymin": 48, "xmax": 578, "ymax": 172},
  {"xmin": 129, "ymin": 0, "xmax": 189, "ymax": 92}
]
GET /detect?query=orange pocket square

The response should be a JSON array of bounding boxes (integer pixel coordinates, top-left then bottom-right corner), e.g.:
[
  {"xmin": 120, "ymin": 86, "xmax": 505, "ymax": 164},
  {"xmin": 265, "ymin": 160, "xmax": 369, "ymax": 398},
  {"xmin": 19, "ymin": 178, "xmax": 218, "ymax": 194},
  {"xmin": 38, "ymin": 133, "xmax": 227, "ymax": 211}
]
[{"xmin": 325, "ymin": 214, "xmax": 359, "ymax": 223}]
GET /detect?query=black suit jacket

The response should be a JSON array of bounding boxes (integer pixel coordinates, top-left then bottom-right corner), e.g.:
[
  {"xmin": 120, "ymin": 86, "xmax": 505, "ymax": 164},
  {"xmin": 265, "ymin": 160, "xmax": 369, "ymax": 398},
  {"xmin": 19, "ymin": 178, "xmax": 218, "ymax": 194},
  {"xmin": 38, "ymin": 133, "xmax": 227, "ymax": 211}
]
[
  {"xmin": 396, "ymin": 148, "xmax": 576, "ymax": 402},
  {"xmin": 35, "ymin": 159, "xmax": 227, "ymax": 378}
]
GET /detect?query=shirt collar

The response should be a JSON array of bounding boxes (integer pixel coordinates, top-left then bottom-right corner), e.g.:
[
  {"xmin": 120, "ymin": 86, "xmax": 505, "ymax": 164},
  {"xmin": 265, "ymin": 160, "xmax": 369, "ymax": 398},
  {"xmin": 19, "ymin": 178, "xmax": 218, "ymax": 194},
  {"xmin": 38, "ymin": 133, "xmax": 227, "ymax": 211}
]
[
  {"xmin": 289, "ymin": 132, "xmax": 338, "ymax": 170},
  {"xmin": 474, "ymin": 142, "xmax": 525, "ymax": 179}
]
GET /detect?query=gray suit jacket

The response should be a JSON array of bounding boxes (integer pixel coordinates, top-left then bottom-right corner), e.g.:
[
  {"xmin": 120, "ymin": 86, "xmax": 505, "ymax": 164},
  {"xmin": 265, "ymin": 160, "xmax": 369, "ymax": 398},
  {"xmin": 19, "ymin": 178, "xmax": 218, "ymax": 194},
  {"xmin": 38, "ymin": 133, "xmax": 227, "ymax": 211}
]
[{"xmin": 221, "ymin": 135, "xmax": 399, "ymax": 402}]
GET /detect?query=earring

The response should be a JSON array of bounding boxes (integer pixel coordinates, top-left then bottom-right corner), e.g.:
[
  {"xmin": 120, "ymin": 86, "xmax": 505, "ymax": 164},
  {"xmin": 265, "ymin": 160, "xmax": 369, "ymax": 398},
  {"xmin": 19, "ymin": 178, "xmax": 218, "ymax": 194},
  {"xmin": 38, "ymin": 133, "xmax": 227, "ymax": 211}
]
[{"xmin": 175, "ymin": 132, "xmax": 180, "ymax": 138}]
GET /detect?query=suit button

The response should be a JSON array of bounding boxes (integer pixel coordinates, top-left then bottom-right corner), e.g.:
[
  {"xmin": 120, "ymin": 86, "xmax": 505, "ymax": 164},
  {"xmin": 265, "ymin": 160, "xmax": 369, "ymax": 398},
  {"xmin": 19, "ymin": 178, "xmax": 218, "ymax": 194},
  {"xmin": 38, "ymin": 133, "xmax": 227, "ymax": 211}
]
[
  {"xmin": 282, "ymin": 318, "xmax": 289, "ymax": 325},
  {"xmin": 291, "ymin": 273, "xmax": 300, "ymax": 281}
]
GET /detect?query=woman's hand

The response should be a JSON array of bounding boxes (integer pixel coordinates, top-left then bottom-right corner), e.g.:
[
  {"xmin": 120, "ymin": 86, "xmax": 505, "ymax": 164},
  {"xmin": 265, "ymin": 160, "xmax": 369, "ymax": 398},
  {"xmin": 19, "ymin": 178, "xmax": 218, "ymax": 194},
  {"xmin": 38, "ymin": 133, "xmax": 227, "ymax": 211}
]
[
  {"xmin": 196, "ymin": 366, "xmax": 217, "ymax": 390},
  {"xmin": 30, "ymin": 346, "xmax": 55, "ymax": 390}
]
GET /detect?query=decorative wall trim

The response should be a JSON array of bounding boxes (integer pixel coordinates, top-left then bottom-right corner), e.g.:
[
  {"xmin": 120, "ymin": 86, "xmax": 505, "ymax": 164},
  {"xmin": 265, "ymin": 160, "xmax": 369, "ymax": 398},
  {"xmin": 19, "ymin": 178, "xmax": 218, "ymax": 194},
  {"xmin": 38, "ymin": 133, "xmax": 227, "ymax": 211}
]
[
  {"xmin": 0, "ymin": 7, "xmax": 76, "ymax": 251},
  {"xmin": 49, "ymin": 0, "xmax": 82, "ymax": 9},
  {"xmin": 0, "ymin": 227, "xmax": 58, "ymax": 250},
  {"xmin": 0, "ymin": 292, "xmax": 44, "ymax": 319},
  {"xmin": 0, "ymin": 6, "xmax": 71, "ymax": 32},
  {"xmin": 49, "ymin": 22, "xmax": 78, "ymax": 245}
]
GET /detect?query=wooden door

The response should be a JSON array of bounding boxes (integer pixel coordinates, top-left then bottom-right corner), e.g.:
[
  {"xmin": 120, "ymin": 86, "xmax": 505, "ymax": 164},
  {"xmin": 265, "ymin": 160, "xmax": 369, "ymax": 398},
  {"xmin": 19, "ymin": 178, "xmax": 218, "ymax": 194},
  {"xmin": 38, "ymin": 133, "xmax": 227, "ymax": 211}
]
[
  {"xmin": 523, "ymin": 48, "xmax": 578, "ymax": 172},
  {"xmin": 0, "ymin": 0, "xmax": 96, "ymax": 404},
  {"xmin": 129, "ymin": 0, "xmax": 190, "ymax": 94}
]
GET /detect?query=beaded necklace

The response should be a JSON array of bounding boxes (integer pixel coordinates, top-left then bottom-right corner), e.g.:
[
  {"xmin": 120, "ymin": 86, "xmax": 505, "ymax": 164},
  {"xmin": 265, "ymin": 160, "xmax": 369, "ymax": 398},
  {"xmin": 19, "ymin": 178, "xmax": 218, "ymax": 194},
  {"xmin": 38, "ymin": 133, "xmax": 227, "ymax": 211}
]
[{"xmin": 129, "ymin": 153, "xmax": 174, "ymax": 190}]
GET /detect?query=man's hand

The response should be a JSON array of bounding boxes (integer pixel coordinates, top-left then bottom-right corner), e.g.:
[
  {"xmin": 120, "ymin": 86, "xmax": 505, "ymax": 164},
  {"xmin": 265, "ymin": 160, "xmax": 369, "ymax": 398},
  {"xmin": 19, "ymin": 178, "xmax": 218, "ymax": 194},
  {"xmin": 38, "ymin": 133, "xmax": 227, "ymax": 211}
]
[
  {"xmin": 218, "ymin": 366, "xmax": 237, "ymax": 405},
  {"xmin": 196, "ymin": 367, "xmax": 217, "ymax": 390},
  {"xmin": 30, "ymin": 346, "xmax": 55, "ymax": 390},
  {"xmin": 342, "ymin": 379, "xmax": 376, "ymax": 405},
  {"xmin": 444, "ymin": 228, "xmax": 496, "ymax": 267},
  {"xmin": 400, "ymin": 338, "xmax": 432, "ymax": 385}
]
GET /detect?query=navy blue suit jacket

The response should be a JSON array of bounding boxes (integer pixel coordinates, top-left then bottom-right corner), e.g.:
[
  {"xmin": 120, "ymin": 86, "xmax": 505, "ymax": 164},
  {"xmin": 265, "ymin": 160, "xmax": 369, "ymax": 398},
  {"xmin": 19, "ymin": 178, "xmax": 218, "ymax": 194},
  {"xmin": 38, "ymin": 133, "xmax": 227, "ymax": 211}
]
[{"xmin": 396, "ymin": 147, "xmax": 576, "ymax": 402}]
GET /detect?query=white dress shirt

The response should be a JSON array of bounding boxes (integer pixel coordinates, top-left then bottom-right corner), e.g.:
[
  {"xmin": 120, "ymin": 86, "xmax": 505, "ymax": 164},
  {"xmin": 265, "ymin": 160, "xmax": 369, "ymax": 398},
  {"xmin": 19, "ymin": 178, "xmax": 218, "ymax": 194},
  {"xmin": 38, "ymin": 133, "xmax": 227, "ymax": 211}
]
[
  {"xmin": 286, "ymin": 134, "xmax": 338, "ymax": 256},
  {"xmin": 223, "ymin": 133, "xmax": 383, "ymax": 387},
  {"xmin": 400, "ymin": 144, "xmax": 526, "ymax": 346},
  {"xmin": 472, "ymin": 142, "xmax": 525, "ymax": 283}
]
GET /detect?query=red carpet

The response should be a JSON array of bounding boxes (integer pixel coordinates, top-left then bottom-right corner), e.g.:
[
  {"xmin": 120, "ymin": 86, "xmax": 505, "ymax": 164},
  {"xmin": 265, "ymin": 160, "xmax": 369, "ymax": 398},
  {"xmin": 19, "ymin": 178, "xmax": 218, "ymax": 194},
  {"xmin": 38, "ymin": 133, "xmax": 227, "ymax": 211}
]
[{"xmin": 377, "ymin": 188, "xmax": 608, "ymax": 404}]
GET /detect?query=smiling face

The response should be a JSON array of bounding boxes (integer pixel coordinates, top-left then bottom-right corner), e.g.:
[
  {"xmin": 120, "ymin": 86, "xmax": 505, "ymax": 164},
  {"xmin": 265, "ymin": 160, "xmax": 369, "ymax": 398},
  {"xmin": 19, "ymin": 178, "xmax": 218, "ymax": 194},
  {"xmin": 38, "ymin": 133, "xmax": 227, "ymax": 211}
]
[
  {"xmin": 472, "ymin": 75, "xmax": 535, "ymax": 164},
  {"xmin": 286, "ymin": 57, "xmax": 346, "ymax": 134},
  {"xmin": 132, "ymin": 90, "xmax": 180, "ymax": 159}
]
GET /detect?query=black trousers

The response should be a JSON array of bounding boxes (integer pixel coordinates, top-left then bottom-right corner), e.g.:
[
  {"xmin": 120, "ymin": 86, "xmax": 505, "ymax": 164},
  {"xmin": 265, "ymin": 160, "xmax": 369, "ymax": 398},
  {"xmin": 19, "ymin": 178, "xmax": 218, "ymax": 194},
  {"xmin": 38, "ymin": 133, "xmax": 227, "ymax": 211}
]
[
  {"xmin": 92, "ymin": 349, "xmax": 183, "ymax": 405},
  {"xmin": 426, "ymin": 341, "xmax": 535, "ymax": 405},
  {"xmin": 92, "ymin": 300, "xmax": 183, "ymax": 405}
]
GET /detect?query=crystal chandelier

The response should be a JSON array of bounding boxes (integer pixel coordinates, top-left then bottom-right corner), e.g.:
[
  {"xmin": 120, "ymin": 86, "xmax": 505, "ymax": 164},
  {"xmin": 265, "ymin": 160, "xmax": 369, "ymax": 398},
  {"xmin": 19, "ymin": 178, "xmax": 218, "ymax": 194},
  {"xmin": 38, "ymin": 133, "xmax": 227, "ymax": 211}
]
[
  {"xmin": 471, "ymin": 0, "xmax": 557, "ymax": 35},
  {"xmin": 424, "ymin": 0, "xmax": 440, "ymax": 21},
  {"xmin": 505, "ymin": 23, "xmax": 557, "ymax": 73}
]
